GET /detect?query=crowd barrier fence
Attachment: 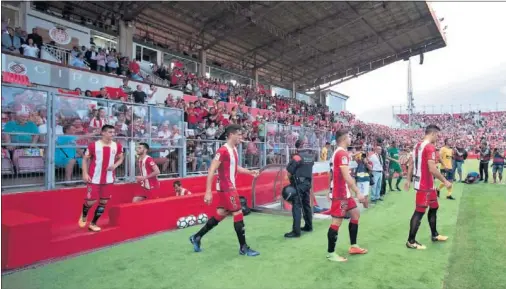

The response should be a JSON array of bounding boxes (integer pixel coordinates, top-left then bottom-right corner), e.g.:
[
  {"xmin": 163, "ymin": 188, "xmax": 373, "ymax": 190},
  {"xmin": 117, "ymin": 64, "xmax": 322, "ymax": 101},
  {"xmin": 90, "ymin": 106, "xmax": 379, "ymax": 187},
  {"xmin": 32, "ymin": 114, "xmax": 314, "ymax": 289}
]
[{"xmin": 1, "ymin": 85, "xmax": 327, "ymax": 192}]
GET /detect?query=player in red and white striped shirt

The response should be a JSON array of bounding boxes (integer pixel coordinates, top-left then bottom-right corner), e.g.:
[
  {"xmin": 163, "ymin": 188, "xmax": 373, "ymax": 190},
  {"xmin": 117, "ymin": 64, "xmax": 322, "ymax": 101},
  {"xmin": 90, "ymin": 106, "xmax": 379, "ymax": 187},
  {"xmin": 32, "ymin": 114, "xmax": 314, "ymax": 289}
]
[
  {"xmin": 404, "ymin": 125, "xmax": 452, "ymax": 249},
  {"xmin": 326, "ymin": 129, "xmax": 367, "ymax": 262},
  {"xmin": 190, "ymin": 124, "xmax": 260, "ymax": 257},
  {"xmin": 89, "ymin": 108, "xmax": 108, "ymax": 130},
  {"xmin": 133, "ymin": 143, "xmax": 160, "ymax": 203},
  {"xmin": 79, "ymin": 125, "xmax": 124, "ymax": 232},
  {"xmin": 174, "ymin": 181, "xmax": 192, "ymax": 196}
]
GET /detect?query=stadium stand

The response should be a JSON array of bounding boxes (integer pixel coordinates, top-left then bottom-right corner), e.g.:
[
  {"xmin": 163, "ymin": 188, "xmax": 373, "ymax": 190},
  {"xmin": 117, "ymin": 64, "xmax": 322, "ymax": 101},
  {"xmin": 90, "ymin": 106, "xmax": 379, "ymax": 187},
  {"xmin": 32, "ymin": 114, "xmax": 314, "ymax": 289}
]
[{"xmin": 396, "ymin": 111, "xmax": 506, "ymax": 150}]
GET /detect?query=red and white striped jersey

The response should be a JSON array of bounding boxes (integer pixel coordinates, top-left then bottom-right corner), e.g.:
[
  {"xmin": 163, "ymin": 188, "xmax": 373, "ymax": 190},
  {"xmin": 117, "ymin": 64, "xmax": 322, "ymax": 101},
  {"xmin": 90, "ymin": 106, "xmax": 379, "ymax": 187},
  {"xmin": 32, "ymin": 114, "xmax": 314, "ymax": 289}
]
[
  {"xmin": 138, "ymin": 155, "xmax": 159, "ymax": 190},
  {"xmin": 330, "ymin": 147, "xmax": 351, "ymax": 199},
  {"xmin": 85, "ymin": 140, "xmax": 123, "ymax": 184},
  {"xmin": 412, "ymin": 140, "xmax": 436, "ymax": 191},
  {"xmin": 215, "ymin": 143, "xmax": 238, "ymax": 192},
  {"xmin": 89, "ymin": 117, "xmax": 107, "ymax": 129}
]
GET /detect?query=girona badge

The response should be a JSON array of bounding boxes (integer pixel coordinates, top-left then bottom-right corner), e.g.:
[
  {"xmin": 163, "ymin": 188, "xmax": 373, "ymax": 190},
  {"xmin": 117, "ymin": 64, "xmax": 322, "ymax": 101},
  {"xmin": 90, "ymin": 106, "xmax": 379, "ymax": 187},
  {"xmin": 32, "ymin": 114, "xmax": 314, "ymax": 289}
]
[
  {"xmin": 8, "ymin": 62, "xmax": 27, "ymax": 75},
  {"xmin": 214, "ymin": 153, "xmax": 221, "ymax": 161},
  {"xmin": 341, "ymin": 156, "xmax": 348, "ymax": 165},
  {"xmin": 230, "ymin": 196, "xmax": 238, "ymax": 209},
  {"xmin": 87, "ymin": 185, "xmax": 93, "ymax": 199},
  {"xmin": 49, "ymin": 27, "xmax": 71, "ymax": 45}
]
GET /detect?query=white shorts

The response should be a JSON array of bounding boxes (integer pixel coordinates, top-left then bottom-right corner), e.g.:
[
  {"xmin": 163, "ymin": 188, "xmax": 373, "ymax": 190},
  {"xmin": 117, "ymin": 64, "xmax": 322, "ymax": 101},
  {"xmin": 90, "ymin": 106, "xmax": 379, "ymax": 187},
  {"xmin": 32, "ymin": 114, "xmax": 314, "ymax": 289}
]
[{"xmin": 357, "ymin": 182, "xmax": 370, "ymax": 196}]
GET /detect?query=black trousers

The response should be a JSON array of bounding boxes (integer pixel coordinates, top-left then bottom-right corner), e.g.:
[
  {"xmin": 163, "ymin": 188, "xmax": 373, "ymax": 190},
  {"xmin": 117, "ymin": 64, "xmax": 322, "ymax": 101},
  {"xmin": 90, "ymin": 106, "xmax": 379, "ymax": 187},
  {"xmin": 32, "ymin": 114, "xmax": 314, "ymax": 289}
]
[
  {"xmin": 291, "ymin": 180, "xmax": 312, "ymax": 234},
  {"xmin": 479, "ymin": 162, "xmax": 489, "ymax": 182},
  {"xmin": 380, "ymin": 171, "xmax": 386, "ymax": 196}
]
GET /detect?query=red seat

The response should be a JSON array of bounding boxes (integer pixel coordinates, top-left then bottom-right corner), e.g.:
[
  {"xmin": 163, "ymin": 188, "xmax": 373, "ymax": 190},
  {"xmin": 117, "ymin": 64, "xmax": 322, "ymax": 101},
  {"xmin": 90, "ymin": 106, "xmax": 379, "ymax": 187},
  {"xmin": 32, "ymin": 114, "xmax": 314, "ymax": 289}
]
[
  {"xmin": 12, "ymin": 149, "xmax": 45, "ymax": 174},
  {"xmin": 1, "ymin": 154, "xmax": 14, "ymax": 175}
]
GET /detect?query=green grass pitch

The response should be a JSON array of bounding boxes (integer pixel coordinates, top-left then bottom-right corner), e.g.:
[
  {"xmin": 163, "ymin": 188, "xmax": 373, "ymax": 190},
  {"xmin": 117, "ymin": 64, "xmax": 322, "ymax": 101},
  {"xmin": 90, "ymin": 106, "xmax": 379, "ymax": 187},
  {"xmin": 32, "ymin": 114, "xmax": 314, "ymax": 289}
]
[{"xmin": 2, "ymin": 160, "xmax": 505, "ymax": 289}]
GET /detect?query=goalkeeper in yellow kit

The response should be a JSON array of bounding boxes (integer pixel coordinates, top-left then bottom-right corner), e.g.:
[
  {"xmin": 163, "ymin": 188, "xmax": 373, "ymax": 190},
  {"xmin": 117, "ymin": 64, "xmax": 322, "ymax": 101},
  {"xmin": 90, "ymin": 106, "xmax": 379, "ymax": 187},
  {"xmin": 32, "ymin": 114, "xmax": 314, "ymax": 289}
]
[{"xmin": 438, "ymin": 138, "xmax": 456, "ymax": 200}]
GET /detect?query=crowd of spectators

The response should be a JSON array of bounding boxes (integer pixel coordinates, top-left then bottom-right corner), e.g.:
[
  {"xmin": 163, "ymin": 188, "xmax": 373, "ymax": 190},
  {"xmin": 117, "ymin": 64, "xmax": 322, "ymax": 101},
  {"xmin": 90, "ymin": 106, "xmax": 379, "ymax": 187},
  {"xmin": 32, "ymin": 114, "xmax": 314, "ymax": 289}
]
[
  {"xmin": 2, "ymin": 79, "xmax": 506, "ymax": 187},
  {"xmin": 1, "ymin": 25, "xmax": 43, "ymax": 58},
  {"xmin": 4, "ymin": 60, "xmax": 505, "ymax": 159},
  {"xmin": 70, "ymin": 44, "xmax": 148, "ymax": 82},
  {"xmin": 395, "ymin": 111, "xmax": 506, "ymax": 151},
  {"xmin": 74, "ymin": 72, "xmax": 505, "ymax": 170},
  {"xmin": 0, "ymin": 20, "xmax": 148, "ymax": 84}
]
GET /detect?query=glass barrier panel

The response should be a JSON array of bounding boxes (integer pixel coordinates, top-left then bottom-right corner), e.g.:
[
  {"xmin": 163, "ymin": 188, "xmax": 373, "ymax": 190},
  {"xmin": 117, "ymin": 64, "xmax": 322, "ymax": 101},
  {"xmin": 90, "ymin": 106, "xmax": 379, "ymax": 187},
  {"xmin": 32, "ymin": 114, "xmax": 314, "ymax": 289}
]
[
  {"xmin": 1, "ymin": 85, "xmax": 50, "ymax": 191},
  {"xmin": 107, "ymin": 101, "xmax": 135, "ymax": 138},
  {"xmin": 54, "ymin": 94, "xmax": 106, "ymax": 139},
  {"xmin": 240, "ymin": 141, "xmax": 263, "ymax": 169},
  {"xmin": 186, "ymin": 139, "xmax": 221, "ymax": 175},
  {"xmin": 1, "ymin": 142, "xmax": 48, "ymax": 190}
]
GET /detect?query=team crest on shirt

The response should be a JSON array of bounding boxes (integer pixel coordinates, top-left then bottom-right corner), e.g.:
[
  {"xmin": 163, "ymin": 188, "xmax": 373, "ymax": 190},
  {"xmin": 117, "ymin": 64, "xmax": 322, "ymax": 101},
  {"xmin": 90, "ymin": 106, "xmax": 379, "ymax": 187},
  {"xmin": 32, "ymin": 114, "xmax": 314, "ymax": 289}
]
[
  {"xmin": 230, "ymin": 196, "xmax": 237, "ymax": 209},
  {"xmin": 111, "ymin": 149, "xmax": 116, "ymax": 155},
  {"xmin": 214, "ymin": 153, "xmax": 221, "ymax": 161},
  {"xmin": 341, "ymin": 156, "xmax": 348, "ymax": 165}
]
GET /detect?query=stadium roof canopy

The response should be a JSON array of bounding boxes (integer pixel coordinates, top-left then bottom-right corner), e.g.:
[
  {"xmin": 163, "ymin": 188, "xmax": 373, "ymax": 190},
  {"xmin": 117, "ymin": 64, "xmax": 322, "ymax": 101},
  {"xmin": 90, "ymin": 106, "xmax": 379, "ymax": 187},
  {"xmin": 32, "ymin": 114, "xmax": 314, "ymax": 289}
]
[{"xmin": 69, "ymin": 1, "xmax": 446, "ymax": 92}]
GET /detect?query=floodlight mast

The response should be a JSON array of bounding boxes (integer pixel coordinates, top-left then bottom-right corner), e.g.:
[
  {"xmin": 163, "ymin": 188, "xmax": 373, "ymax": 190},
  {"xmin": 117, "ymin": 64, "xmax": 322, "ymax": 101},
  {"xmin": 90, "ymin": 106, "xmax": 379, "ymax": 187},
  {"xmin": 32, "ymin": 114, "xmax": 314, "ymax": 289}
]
[{"xmin": 407, "ymin": 58, "xmax": 414, "ymax": 128}]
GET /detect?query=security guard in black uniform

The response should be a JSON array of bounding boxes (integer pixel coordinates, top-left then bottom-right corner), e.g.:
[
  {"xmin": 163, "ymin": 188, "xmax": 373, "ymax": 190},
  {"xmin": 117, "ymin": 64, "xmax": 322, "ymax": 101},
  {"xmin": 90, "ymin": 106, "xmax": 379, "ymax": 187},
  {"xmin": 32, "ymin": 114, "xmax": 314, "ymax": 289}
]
[{"xmin": 285, "ymin": 140, "xmax": 314, "ymax": 238}]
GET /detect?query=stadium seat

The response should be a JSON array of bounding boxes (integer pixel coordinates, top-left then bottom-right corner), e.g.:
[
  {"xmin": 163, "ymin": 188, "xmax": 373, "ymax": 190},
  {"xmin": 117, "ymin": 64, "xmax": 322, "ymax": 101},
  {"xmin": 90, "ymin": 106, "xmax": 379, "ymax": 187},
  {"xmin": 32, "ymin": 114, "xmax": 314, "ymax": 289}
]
[
  {"xmin": 12, "ymin": 149, "xmax": 45, "ymax": 174},
  {"xmin": 1, "ymin": 149, "xmax": 14, "ymax": 175},
  {"xmin": 1, "ymin": 157, "xmax": 14, "ymax": 175}
]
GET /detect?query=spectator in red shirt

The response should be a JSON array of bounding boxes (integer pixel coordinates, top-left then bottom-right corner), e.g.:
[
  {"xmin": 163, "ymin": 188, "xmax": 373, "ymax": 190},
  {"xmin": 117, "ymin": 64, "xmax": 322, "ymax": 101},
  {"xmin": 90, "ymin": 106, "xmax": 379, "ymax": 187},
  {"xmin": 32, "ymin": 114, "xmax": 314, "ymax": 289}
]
[
  {"xmin": 129, "ymin": 59, "xmax": 142, "ymax": 81},
  {"xmin": 186, "ymin": 102, "xmax": 198, "ymax": 129}
]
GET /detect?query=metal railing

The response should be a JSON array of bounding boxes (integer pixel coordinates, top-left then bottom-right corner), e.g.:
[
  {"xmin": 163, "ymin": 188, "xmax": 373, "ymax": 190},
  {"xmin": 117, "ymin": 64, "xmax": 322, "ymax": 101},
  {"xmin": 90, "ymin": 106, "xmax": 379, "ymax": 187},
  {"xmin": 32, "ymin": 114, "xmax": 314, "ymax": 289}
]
[
  {"xmin": 240, "ymin": 141, "xmax": 265, "ymax": 169},
  {"xmin": 1, "ymin": 84, "xmax": 186, "ymax": 192},
  {"xmin": 138, "ymin": 64, "xmax": 170, "ymax": 87},
  {"xmin": 1, "ymin": 85, "xmax": 330, "ymax": 193},
  {"xmin": 41, "ymin": 44, "xmax": 74, "ymax": 66},
  {"xmin": 1, "ymin": 137, "xmax": 49, "ymax": 189},
  {"xmin": 265, "ymin": 122, "xmax": 332, "ymax": 149}
]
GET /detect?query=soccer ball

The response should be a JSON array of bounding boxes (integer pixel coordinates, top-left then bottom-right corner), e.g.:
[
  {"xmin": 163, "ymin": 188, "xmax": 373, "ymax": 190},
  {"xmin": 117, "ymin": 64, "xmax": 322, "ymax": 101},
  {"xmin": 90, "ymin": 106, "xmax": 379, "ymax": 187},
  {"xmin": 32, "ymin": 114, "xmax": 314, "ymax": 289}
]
[
  {"xmin": 177, "ymin": 217, "xmax": 188, "ymax": 229},
  {"xmin": 186, "ymin": 215, "xmax": 197, "ymax": 226},
  {"xmin": 197, "ymin": 213, "xmax": 208, "ymax": 224}
]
